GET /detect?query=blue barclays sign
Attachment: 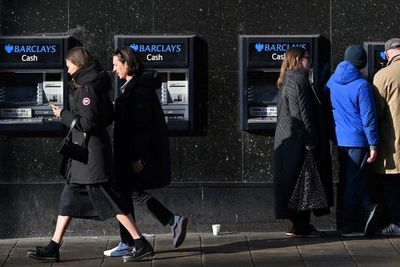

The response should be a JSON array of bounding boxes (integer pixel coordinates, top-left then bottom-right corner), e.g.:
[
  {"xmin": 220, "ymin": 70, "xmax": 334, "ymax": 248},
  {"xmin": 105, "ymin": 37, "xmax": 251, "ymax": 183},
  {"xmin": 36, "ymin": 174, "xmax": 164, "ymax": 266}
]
[
  {"xmin": 254, "ymin": 43, "xmax": 308, "ymax": 52},
  {"xmin": 130, "ymin": 43, "xmax": 182, "ymax": 53},
  {"xmin": 0, "ymin": 39, "xmax": 62, "ymax": 66},
  {"xmin": 4, "ymin": 44, "xmax": 57, "ymax": 54},
  {"xmin": 0, "ymin": 38, "xmax": 66, "ymax": 68},
  {"xmin": 249, "ymin": 41, "xmax": 311, "ymax": 64},
  {"xmin": 124, "ymin": 41, "xmax": 187, "ymax": 65}
]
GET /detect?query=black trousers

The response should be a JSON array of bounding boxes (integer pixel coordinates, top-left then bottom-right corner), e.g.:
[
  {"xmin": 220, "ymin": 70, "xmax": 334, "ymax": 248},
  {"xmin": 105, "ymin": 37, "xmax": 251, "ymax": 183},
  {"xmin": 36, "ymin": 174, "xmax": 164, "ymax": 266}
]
[
  {"xmin": 380, "ymin": 174, "xmax": 400, "ymax": 224},
  {"xmin": 119, "ymin": 187, "xmax": 174, "ymax": 245},
  {"xmin": 289, "ymin": 211, "xmax": 311, "ymax": 233}
]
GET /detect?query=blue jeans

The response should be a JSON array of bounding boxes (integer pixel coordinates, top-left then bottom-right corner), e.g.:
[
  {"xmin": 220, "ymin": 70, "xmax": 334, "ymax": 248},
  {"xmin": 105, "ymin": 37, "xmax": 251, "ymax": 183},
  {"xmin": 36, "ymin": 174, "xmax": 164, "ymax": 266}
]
[{"xmin": 338, "ymin": 147, "xmax": 372, "ymax": 229}]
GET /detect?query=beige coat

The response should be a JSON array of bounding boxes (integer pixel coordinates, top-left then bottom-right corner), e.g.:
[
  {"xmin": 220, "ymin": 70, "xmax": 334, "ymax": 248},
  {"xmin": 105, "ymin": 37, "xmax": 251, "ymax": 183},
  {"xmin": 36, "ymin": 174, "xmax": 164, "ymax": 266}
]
[{"xmin": 371, "ymin": 55, "xmax": 400, "ymax": 174}]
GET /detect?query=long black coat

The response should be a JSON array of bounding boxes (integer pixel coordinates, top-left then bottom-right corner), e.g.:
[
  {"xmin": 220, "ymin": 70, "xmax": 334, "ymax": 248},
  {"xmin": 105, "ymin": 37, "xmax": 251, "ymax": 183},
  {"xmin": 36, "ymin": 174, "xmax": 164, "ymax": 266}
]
[
  {"xmin": 61, "ymin": 63, "xmax": 114, "ymax": 184},
  {"xmin": 273, "ymin": 70, "xmax": 333, "ymax": 219},
  {"xmin": 114, "ymin": 71, "xmax": 171, "ymax": 190}
]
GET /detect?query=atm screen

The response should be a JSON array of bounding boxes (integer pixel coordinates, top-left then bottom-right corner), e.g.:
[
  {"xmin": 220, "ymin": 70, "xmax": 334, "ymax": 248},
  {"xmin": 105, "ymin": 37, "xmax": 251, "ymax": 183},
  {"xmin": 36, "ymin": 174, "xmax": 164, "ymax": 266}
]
[
  {"xmin": 247, "ymin": 71, "xmax": 279, "ymax": 122},
  {"xmin": 374, "ymin": 50, "xmax": 387, "ymax": 71},
  {"xmin": 0, "ymin": 73, "xmax": 42, "ymax": 106}
]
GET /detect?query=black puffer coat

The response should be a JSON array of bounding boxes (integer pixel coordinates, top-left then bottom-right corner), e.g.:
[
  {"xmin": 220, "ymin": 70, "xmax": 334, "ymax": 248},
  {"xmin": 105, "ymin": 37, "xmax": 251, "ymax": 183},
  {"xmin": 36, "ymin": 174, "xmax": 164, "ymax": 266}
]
[
  {"xmin": 273, "ymin": 69, "xmax": 333, "ymax": 219},
  {"xmin": 61, "ymin": 62, "xmax": 114, "ymax": 184},
  {"xmin": 114, "ymin": 71, "xmax": 171, "ymax": 190}
]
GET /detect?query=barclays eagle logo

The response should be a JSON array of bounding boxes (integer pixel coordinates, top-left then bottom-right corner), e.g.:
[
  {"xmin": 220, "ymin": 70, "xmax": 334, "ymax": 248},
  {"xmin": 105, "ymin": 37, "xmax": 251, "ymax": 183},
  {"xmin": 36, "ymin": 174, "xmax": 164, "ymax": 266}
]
[
  {"xmin": 4, "ymin": 44, "xmax": 13, "ymax": 54},
  {"xmin": 255, "ymin": 43, "xmax": 264, "ymax": 52},
  {"xmin": 130, "ymin": 44, "xmax": 139, "ymax": 51},
  {"xmin": 380, "ymin": 51, "xmax": 386, "ymax": 61}
]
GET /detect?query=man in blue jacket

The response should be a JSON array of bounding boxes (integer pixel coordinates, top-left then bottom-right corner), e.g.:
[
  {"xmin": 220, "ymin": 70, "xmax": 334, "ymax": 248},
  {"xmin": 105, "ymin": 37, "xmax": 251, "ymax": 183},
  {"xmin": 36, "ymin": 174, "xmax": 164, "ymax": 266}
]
[{"xmin": 326, "ymin": 45, "xmax": 380, "ymax": 237}]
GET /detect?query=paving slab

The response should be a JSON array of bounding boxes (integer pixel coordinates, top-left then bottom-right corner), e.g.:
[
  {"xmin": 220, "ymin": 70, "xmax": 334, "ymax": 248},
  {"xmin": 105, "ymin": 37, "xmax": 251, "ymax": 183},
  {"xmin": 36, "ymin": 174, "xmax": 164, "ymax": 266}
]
[
  {"xmin": 54, "ymin": 236, "xmax": 107, "ymax": 267},
  {"xmin": 4, "ymin": 238, "xmax": 52, "ymax": 267},
  {"xmin": 1, "ymin": 232, "xmax": 400, "ymax": 267},
  {"xmin": 342, "ymin": 236, "xmax": 400, "ymax": 267},
  {"xmin": 247, "ymin": 232, "xmax": 303, "ymax": 267},
  {"xmin": 0, "ymin": 239, "xmax": 16, "ymax": 266},
  {"xmin": 201, "ymin": 233, "xmax": 253, "ymax": 267},
  {"xmin": 294, "ymin": 235, "xmax": 355, "ymax": 267},
  {"xmin": 153, "ymin": 233, "xmax": 201, "ymax": 267}
]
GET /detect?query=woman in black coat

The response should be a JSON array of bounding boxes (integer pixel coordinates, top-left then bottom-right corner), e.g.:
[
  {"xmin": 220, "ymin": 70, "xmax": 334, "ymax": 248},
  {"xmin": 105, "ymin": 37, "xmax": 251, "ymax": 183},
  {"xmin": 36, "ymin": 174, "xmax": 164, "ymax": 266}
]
[
  {"xmin": 104, "ymin": 47, "xmax": 187, "ymax": 259},
  {"xmin": 27, "ymin": 47, "xmax": 153, "ymax": 263},
  {"xmin": 273, "ymin": 47, "xmax": 332, "ymax": 237}
]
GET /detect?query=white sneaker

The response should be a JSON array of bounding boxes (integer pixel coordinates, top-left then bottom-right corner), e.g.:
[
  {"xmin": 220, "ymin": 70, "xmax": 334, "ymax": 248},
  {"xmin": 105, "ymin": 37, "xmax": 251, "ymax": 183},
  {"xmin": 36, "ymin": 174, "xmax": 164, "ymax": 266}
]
[
  {"xmin": 103, "ymin": 242, "xmax": 134, "ymax": 257},
  {"xmin": 171, "ymin": 214, "xmax": 188, "ymax": 248},
  {"xmin": 382, "ymin": 224, "xmax": 400, "ymax": 236}
]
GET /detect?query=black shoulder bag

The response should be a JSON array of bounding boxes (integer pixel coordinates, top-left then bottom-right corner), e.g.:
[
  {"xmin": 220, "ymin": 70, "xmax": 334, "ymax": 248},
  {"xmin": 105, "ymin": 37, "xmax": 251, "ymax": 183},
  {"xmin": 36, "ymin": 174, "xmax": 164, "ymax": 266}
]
[{"xmin": 56, "ymin": 118, "xmax": 89, "ymax": 164}]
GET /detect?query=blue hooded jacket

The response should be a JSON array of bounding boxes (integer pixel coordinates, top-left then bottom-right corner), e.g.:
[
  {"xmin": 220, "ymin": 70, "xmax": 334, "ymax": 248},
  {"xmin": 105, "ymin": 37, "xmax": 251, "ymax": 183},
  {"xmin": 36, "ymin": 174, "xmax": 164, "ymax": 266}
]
[{"xmin": 326, "ymin": 61, "xmax": 378, "ymax": 147}]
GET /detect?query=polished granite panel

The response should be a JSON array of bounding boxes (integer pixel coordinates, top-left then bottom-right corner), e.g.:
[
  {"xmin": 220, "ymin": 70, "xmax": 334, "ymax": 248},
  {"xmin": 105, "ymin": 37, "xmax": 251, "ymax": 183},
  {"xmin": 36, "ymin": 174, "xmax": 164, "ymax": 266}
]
[
  {"xmin": 153, "ymin": 0, "xmax": 240, "ymax": 73},
  {"xmin": 154, "ymin": 0, "xmax": 330, "ymax": 73},
  {"xmin": 0, "ymin": 136, "xmax": 63, "ymax": 183},
  {"xmin": 169, "ymin": 71, "xmax": 242, "ymax": 182},
  {"xmin": 0, "ymin": 183, "xmax": 335, "ymax": 238},
  {"xmin": 331, "ymin": 0, "xmax": 399, "ymax": 66},
  {"xmin": 0, "ymin": 0, "xmax": 67, "ymax": 35},
  {"xmin": 202, "ymin": 186, "xmax": 276, "ymax": 232},
  {"xmin": 68, "ymin": 0, "xmax": 153, "ymax": 71},
  {"xmin": 242, "ymin": 132, "xmax": 275, "ymax": 183},
  {"xmin": 237, "ymin": 0, "xmax": 330, "ymax": 35}
]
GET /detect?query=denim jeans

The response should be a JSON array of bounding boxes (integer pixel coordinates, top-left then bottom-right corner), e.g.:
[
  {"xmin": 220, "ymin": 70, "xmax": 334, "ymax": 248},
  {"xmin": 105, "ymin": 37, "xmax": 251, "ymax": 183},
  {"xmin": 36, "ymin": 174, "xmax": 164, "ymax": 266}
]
[{"xmin": 338, "ymin": 147, "xmax": 372, "ymax": 230}]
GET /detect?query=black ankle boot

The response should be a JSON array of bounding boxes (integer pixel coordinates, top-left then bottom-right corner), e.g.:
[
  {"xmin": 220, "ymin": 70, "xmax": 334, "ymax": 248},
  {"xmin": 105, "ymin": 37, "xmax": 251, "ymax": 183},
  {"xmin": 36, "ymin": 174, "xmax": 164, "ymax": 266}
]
[{"xmin": 27, "ymin": 240, "xmax": 60, "ymax": 262}]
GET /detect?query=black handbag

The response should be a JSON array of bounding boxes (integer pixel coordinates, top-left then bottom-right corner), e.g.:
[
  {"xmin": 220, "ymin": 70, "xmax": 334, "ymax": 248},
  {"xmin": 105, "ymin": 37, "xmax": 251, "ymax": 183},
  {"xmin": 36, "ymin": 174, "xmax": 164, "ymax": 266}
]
[
  {"xmin": 56, "ymin": 118, "xmax": 88, "ymax": 164},
  {"xmin": 288, "ymin": 150, "xmax": 328, "ymax": 212}
]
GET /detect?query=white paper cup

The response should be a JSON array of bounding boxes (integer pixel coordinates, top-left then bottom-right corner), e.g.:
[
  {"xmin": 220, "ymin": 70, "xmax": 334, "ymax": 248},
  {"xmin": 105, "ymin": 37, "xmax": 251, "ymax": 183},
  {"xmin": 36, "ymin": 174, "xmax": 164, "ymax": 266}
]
[{"xmin": 212, "ymin": 224, "xmax": 220, "ymax": 235}]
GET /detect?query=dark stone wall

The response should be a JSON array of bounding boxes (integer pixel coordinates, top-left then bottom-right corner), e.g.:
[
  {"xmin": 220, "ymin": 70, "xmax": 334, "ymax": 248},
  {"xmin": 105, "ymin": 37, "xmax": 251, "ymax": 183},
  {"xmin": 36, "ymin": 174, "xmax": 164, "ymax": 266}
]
[{"xmin": 0, "ymin": 0, "xmax": 399, "ymax": 238}]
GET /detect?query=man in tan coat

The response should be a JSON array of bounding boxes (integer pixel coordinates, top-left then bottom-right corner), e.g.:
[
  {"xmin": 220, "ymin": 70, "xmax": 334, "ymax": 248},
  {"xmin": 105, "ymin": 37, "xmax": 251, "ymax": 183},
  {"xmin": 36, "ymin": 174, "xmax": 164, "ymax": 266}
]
[{"xmin": 371, "ymin": 38, "xmax": 400, "ymax": 235}]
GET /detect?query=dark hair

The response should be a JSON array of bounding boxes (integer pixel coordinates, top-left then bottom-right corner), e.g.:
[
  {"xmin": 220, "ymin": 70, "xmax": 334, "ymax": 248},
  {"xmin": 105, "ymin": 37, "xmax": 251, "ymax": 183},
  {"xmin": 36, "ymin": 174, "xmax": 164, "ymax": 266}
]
[
  {"xmin": 276, "ymin": 47, "xmax": 309, "ymax": 89},
  {"xmin": 113, "ymin": 46, "xmax": 143, "ymax": 76},
  {"xmin": 66, "ymin": 47, "xmax": 94, "ymax": 69}
]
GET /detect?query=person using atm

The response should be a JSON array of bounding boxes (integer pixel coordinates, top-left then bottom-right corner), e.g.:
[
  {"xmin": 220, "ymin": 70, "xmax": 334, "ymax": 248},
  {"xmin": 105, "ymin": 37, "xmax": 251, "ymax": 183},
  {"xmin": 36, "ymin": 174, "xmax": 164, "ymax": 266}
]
[
  {"xmin": 370, "ymin": 38, "xmax": 400, "ymax": 236},
  {"xmin": 326, "ymin": 45, "xmax": 380, "ymax": 237},
  {"xmin": 105, "ymin": 46, "xmax": 188, "ymax": 260}
]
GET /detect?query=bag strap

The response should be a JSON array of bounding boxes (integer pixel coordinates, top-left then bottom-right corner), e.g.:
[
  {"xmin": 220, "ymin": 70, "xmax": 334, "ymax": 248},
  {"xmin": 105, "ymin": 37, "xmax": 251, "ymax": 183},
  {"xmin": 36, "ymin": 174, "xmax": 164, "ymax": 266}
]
[
  {"xmin": 66, "ymin": 118, "xmax": 78, "ymax": 138},
  {"xmin": 67, "ymin": 117, "xmax": 87, "ymax": 143}
]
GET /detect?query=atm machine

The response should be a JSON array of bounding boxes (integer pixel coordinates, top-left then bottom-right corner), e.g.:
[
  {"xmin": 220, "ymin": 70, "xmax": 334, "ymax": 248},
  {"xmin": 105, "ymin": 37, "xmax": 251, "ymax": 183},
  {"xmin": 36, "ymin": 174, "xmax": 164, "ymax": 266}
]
[
  {"xmin": 114, "ymin": 35, "xmax": 207, "ymax": 135},
  {"xmin": 364, "ymin": 42, "xmax": 387, "ymax": 82},
  {"xmin": 239, "ymin": 35, "xmax": 330, "ymax": 131},
  {"xmin": 0, "ymin": 36, "xmax": 79, "ymax": 134}
]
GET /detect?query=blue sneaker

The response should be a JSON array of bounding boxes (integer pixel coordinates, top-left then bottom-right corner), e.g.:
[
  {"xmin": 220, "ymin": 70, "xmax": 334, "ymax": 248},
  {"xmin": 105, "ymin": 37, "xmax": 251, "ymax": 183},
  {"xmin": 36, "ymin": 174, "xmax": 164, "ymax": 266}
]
[
  {"xmin": 103, "ymin": 242, "xmax": 134, "ymax": 257},
  {"xmin": 171, "ymin": 214, "xmax": 188, "ymax": 248}
]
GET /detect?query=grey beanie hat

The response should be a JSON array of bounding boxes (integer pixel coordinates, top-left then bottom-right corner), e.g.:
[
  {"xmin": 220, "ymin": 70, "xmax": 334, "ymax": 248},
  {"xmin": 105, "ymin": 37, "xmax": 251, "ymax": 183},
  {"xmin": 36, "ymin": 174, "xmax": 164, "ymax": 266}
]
[{"xmin": 344, "ymin": 45, "xmax": 367, "ymax": 69}]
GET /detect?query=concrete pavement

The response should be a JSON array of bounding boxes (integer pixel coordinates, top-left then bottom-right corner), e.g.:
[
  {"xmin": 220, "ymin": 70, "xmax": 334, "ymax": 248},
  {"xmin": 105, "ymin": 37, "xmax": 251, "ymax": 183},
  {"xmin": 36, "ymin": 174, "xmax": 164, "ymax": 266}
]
[{"xmin": 1, "ymin": 232, "xmax": 400, "ymax": 266}]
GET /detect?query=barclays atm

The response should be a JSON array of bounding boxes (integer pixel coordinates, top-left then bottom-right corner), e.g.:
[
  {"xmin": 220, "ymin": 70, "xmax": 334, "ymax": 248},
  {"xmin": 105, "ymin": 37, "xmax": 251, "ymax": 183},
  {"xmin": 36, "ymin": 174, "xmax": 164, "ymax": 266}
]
[
  {"xmin": 364, "ymin": 42, "xmax": 387, "ymax": 82},
  {"xmin": 114, "ymin": 35, "xmax": 207, "ymax": 134},
  {"xmin": 240, "ymin": 35, "xmax": 330, "ymax": 131},
  {"xmin": 0, "ymin": 36, "xmax": 79, "ymax": 134}
]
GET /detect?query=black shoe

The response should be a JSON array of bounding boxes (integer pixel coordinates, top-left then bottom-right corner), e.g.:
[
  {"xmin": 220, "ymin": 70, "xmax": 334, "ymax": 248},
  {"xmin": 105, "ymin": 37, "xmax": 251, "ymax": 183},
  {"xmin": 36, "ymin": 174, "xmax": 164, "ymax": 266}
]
[
  {"xmin": 287, "ymin": 224, "xmax": 320, "ymax": 238},
  {"xmin": 122, "ymin": 240, "xmax": 154, "ymax": 262},
  {"xmin": 27, "ymin": 246, "xmax": 60, "ymax": 262},
  {"xmin": 364, "ymin": 204, "xmax": 381, "ymax": 237}
]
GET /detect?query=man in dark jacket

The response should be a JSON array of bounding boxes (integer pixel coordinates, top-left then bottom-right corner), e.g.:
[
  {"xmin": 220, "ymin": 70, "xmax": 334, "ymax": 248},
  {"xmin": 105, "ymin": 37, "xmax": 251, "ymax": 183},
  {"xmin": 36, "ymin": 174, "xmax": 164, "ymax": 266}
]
[
  {"xmin": 104, "ymin": 47, "xmax": 188, "ymax": 260},
  {"xmin": 326, "ymin": 45, "xmax": 380, "ymax": 237}
]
